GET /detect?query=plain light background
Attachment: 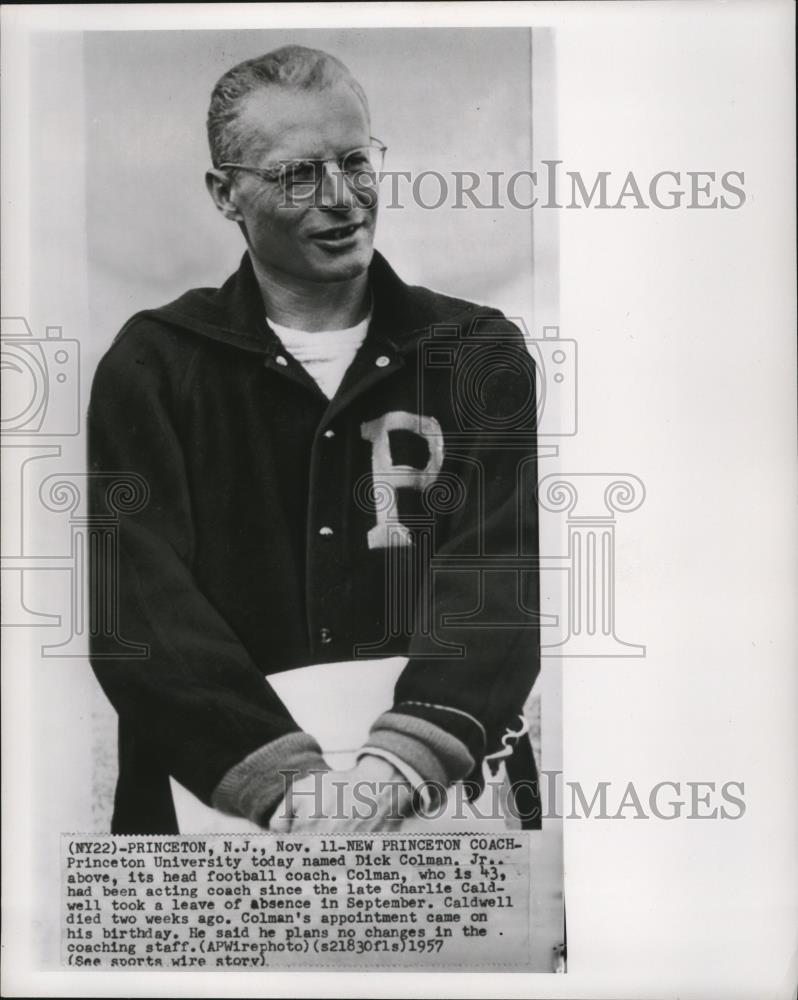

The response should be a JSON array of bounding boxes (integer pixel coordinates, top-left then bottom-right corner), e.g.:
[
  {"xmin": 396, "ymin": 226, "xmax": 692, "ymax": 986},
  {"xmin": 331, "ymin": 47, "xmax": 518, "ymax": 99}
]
[{"xmin": 2, "ymin": 2, "xmax": 797, "ymax": 999}]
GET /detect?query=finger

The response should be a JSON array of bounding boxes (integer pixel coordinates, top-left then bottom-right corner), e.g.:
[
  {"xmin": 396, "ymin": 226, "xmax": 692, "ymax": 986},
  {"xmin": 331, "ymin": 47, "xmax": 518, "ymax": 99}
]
[
  {"xmin": 268, "ymin": 807, "xmax": 293, "ymax": 833},
  {"xmin": 289, "ymin": 772, "xmax": 331, "ymax": 825},
  {"xmin": 358, "ymin": 783, "xmax": 409, "ymax": 831},
  {"xmin": 370, "ymin": 783, "xmax": 419, "ymax": 831},
  {"xmin": 378, "ymin": 813, "xmax": 405, "ymax": 831}
]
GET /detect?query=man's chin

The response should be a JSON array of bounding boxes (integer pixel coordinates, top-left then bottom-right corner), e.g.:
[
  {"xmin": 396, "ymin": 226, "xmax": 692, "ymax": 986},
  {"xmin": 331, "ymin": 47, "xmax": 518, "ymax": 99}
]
[{"xmin": 307, "ymin": 245, "xmax": 374, "ymax": 283}]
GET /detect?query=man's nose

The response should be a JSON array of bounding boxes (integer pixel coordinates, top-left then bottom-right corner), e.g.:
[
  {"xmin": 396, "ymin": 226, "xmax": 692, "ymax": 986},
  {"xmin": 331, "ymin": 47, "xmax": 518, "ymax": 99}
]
[{"xmin": 317, "ymin": 160, "xmax": 359, "ymax": 211}]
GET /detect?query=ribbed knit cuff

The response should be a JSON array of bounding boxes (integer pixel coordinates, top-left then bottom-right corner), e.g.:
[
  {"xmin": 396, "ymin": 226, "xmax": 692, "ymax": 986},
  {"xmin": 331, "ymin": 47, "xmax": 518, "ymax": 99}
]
[
  {"xmin": 366, "ymin": 712, "xmax": 474, "ymax": 788},
  {"xmin": 211, "ymin": 732, "xmax": 329, "ymax": 827}
]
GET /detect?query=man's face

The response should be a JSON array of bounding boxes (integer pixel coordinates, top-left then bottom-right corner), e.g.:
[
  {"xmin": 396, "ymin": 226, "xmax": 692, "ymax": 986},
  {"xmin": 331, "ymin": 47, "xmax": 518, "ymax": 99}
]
[{"xmin": 228, "ymin": 83, "xmax": 377, "ymax": 284}]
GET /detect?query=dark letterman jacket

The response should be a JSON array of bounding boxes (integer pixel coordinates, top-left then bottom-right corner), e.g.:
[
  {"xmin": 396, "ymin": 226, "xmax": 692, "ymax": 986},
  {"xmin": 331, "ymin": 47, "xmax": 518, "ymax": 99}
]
[{"xmin": 88, "ymin": 250, "xmax": 541, "ymax": 834}]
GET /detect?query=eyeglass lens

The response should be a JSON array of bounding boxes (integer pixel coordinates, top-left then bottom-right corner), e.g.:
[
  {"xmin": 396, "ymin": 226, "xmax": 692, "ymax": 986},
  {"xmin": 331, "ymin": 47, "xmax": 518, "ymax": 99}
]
[{"xmin": 282, "ymin": 146, "xmax": 384, "ymax": 195}]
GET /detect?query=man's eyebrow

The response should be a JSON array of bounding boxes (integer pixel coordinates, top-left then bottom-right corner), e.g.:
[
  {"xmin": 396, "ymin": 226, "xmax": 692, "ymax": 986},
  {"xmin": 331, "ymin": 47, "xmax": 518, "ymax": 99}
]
[
  {"xmin": 277, "ymin": 145, "xmax": 364, "ymax": 161},
  {"xmin": 256, "ymin": 136, "xmax": 371, "ymax": 163}
]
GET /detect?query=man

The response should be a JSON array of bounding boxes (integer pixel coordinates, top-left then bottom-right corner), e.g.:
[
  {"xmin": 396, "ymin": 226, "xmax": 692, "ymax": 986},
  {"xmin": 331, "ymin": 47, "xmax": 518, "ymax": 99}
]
[{"xmin": 88, "ymin": 45, "xmax": 540, "ymax": 834}]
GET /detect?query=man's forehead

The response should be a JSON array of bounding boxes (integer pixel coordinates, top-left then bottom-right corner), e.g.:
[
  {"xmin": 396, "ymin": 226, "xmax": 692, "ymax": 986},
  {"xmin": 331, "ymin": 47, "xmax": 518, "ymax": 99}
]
[{"xmin": 237, "ymin": 83, "xmax": 370, "ymax": 160}]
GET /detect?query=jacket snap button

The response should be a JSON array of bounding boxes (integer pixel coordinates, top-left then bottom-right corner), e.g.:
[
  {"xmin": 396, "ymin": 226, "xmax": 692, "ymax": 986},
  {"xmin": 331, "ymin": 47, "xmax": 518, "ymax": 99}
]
[
  {"xmin": 275, "ymin": 355, "xmax": 288, "ymax": 367},
  {"xmin": 319, "ymin": 628, "xmax": 332, "ymax": 644},
  {"xmin": 319, "ymin": 526, "xmax": 334, "ymax": 537},
  {"xmin": 375, "ymin": 355, "xmax": 390, "ymax": 368}
]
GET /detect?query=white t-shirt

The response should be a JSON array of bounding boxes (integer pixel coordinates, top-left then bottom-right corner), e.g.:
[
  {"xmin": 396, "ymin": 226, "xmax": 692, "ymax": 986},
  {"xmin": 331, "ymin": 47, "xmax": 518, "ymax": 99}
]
[{"xmin": 267, "ymin": 313, "xmax": 371, "ymax": 399}]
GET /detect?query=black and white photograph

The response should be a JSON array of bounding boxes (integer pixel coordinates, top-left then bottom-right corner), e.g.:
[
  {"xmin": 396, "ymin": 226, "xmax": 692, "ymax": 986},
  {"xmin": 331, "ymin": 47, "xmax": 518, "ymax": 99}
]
[
  {"xmin": 82, "ymin": 28, "xmax": 554, "ymax": 847},
  {"xmin": 1, "ymin": 2, "xmax": 796, "ymax": 998}
]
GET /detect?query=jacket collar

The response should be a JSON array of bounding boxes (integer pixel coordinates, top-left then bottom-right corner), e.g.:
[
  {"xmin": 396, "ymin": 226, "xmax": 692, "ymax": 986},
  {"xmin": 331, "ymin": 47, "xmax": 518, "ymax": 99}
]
[{"xmin": 145, "ymin": 249, "xmax": 482, "ymax": 356}]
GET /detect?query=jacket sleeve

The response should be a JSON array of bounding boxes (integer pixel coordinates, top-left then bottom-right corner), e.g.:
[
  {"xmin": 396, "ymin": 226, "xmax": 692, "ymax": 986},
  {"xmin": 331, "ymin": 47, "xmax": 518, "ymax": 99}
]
[
  {"xmin": 364, "ymin": 314, "xmax": 540, "ymax": 787},
  {"xmin": 88, "ymin": 325, "xmax": 326, "ymax": 825}
]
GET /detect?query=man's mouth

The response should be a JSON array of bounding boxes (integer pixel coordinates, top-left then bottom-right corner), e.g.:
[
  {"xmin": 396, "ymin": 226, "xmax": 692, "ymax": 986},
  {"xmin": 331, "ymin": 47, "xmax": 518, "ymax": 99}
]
[{"xmin": 309, "ymin": 222, "xmax": 364, "ymax": 243}]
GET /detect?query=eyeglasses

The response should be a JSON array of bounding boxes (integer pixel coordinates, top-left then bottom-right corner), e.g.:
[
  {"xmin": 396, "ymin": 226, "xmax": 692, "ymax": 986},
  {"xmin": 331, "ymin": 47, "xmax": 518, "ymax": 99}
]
[{"xmin": 219, "ymin": 138, "xmax": 387, "ymax": 202}]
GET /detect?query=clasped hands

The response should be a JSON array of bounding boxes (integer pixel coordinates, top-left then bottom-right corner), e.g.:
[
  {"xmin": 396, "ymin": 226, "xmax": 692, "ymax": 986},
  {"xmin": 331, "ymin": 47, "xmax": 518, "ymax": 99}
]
[{"xmin": 269, "ymin": 754, "xmax": 415, "ymax": 833}]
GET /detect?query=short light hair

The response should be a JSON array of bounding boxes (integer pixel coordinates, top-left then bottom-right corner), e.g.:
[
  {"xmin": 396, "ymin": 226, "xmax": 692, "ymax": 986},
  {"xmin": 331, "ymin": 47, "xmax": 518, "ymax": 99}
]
[{"xmin": 207, "ymin": 45, "xmax": 369, "ymax": 167}]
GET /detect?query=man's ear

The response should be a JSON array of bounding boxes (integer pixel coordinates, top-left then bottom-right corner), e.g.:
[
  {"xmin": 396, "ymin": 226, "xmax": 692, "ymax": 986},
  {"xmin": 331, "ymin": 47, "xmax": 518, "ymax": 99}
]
[{"xmin": 206, "ymin": 169, "xmax": 243, "ymax": 222}]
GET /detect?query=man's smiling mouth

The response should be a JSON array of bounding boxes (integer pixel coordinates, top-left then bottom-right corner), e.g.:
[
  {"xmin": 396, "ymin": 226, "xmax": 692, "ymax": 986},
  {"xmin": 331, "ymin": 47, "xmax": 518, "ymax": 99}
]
[{"xmin": 310, "ymin": 222, "xmax": 364, "ymax": 243}]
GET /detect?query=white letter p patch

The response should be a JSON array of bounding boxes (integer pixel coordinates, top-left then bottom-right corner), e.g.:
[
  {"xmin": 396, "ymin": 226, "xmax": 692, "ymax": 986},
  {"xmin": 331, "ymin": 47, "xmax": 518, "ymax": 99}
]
[{"xmin": 360, "ymin": 411, "xmax": 444, "ymax": 549}]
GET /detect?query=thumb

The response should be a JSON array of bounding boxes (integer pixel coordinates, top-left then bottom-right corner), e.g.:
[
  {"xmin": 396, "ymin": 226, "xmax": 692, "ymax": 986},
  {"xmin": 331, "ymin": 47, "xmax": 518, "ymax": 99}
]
[{"xmin": 268, "ymin": 795, "xmax": 293, "ymax": 833}]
